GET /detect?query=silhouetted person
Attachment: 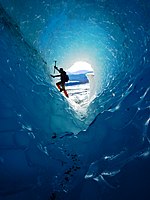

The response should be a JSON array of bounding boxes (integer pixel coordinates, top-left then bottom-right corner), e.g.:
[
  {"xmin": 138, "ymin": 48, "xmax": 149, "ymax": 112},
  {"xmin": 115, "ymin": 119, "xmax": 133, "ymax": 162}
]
[{"xmin": 51, "ymin": 66, "xmax": 69, "ymax": 97}]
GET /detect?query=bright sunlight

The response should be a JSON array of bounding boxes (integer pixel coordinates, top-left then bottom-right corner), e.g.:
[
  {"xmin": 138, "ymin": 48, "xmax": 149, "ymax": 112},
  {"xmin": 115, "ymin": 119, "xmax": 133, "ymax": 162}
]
[{"xmin": 67, "ymin": 61, "xmax": 93, "ymax": 73}]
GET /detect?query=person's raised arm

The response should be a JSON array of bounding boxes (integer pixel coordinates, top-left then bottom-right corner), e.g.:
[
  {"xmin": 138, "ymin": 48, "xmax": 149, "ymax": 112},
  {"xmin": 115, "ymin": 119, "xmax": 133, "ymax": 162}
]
[
  {"xmin": 50, "ymin": 74, "xmax": 60, "ymax": 78},
  {"xmin": 54, "ymin": 66, "xmax": 60, "ymax": 73}
]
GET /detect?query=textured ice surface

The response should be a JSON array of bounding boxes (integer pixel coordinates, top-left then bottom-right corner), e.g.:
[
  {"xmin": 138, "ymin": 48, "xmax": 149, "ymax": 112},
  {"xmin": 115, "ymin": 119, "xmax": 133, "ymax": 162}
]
[{"xmin": 0, "ymin": 0, "xmax": 150, "ymax": 200}]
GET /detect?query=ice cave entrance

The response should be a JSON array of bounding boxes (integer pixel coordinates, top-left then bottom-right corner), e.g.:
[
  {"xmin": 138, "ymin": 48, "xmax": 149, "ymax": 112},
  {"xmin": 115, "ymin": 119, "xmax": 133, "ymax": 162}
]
[{"xmin": 66, "ymin": 61, "xmax": 95, "ymax": 113}]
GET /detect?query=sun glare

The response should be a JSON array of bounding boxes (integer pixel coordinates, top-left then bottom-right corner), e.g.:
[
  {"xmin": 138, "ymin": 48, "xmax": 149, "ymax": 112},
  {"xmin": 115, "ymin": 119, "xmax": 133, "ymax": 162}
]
[{"xmin": 67, "ymin": 61, "xmax": 93, "ymax": 73}]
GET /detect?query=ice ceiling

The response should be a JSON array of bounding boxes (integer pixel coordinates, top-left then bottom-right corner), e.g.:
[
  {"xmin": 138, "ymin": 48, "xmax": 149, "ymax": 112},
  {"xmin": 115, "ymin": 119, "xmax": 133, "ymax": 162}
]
[{"xmin": 0, "ymin": 0, "xmax": 150, "ymax": 200}]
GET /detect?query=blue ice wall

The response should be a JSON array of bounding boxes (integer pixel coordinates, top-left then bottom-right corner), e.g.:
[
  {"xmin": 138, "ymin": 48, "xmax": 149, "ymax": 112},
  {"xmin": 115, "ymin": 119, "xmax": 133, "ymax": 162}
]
[
  {"xmin": 0, "ymin": 0, "xmax": 150, "ymax": 200},
  {"xmin": 1, "ymin": 0, "xmax": 149, "ymax": 92}
]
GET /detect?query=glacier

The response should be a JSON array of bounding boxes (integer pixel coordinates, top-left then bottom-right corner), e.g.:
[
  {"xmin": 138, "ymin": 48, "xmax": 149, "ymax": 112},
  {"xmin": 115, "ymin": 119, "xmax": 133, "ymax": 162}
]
[{"xmin": 0, "ymin": 0, "xmax": 150, "ymax": 200}]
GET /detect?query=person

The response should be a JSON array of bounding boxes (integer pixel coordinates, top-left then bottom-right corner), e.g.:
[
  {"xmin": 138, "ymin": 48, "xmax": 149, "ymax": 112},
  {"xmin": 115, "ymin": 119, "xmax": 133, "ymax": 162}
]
[{"xmin": 51, "ymin": 66, "xmax": 69, "ymax": 97}]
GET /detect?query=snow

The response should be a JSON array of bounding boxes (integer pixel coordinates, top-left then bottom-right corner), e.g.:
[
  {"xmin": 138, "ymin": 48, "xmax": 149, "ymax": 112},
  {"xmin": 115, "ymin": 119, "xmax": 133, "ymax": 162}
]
[{"xmin": 66, "ymin": 83, "xmax": 90, "ymax": 114}]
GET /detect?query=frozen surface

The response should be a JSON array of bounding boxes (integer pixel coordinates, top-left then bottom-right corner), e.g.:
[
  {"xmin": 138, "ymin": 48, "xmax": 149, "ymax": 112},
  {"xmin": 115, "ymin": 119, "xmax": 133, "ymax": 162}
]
[{"xmin": 0, "ymin": 0, "xmax": 150, "ymax": 200}]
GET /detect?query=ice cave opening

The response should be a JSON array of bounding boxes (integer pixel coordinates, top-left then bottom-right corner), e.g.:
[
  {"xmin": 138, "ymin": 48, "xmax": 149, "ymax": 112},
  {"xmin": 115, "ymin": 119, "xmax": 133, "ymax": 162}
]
[
  {"xmin": 65, "ymin": 61, "xmax": 95, "ymax": 113},
  {"xmin": 50, "ymin": 60, "xmax": 95, "ymax": 117}
]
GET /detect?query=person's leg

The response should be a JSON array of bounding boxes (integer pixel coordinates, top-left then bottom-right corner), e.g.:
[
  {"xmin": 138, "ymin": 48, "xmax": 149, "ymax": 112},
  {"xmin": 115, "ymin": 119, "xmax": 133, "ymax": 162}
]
[
  {"xmin": 61, "ymin": 83, "xmax": 69, "ymax": 97},
  {"xmin": 64, "ymin": 90, "xmax": 69, "ymax": 98},
  {"xmin": 56, "ymin": 82, "xmax": 68, "ymax": 97},
  {"xmin": 56, "ymin": 81, "xmax": 61, "ymax": 90},
  {"xmin": 61, "ymin": 83, "xmax": 65, "ymax": 91}
]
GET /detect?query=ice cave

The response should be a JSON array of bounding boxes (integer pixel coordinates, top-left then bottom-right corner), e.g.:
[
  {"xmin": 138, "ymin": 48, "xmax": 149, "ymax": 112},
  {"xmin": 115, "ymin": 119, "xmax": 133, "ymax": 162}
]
[{"xmin": 0, "ymin": 0, "xmax": 150, "ymax": 200}]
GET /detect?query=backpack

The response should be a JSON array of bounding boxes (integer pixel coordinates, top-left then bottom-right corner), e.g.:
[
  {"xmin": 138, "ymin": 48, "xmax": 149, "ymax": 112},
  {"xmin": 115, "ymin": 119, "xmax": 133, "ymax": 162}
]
[{"xmin": 65, "ymin": 75, "xmax": 69, "ymax": 82}]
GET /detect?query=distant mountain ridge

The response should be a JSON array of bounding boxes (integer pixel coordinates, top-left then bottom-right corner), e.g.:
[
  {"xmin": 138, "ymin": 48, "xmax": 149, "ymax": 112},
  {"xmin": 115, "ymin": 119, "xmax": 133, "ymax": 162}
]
[
  {"xmin": 67, "ymin": 70, "xmax": 93, "ymax": 75},
  {"xmin": 66, "ymin": 70, "xmax": 93, "ymax": 86}
]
